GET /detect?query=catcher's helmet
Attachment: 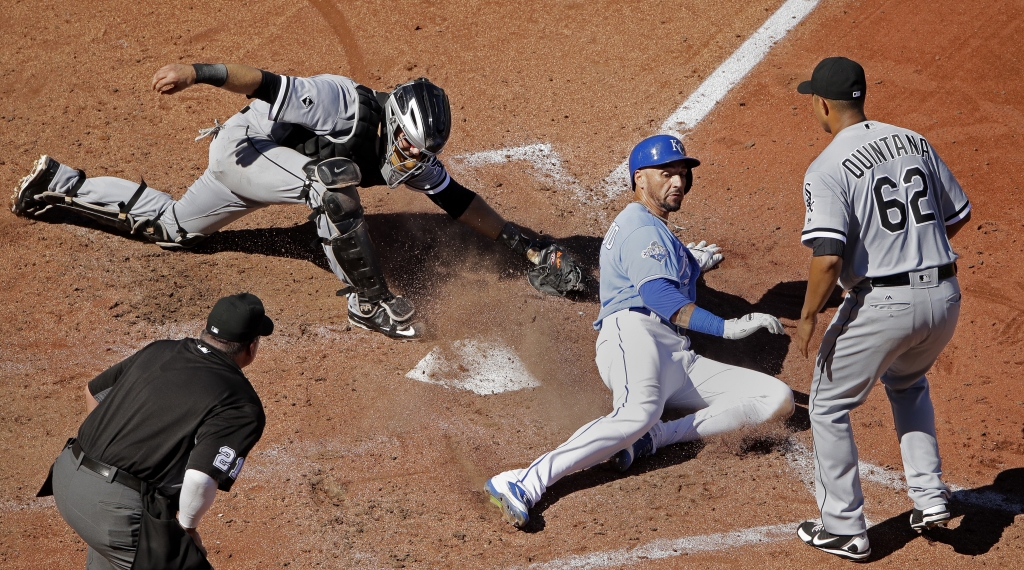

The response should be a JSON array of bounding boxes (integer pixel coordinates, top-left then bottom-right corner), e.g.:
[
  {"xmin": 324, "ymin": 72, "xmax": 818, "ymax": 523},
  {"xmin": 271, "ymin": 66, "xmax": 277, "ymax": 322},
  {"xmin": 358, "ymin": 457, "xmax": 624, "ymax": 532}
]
[
  {"xmin": 627, "ymin": 134, "xmax": 701, "ymax": 190},
  {"xmin": 380, "ymin": 77, "xmax": 452, "ymax": 188}
]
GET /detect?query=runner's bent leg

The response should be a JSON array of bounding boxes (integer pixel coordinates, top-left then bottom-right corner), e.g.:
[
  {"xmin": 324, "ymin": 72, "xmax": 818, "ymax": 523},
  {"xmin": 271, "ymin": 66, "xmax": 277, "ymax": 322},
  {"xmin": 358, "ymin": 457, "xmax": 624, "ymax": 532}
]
[
  {"xmin": 652, "ymin": 356, "xmax": 794, "ymax": 447},
  {"xmin": 506, "ymin": 310, "xmax": 675, "ymax": 504}
]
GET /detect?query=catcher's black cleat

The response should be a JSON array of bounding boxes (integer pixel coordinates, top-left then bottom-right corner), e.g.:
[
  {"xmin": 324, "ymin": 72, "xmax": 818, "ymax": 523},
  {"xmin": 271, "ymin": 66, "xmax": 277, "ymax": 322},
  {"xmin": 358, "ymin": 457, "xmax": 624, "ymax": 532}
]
[
  {"xmin": 797, "ymin": 521, "xmax": 871, "ymax": 561},
  {"xmin": 380, "ymin": 294, "xmax": 415, "ymax": 322},
  {"xmin": 12, "ymin": 155, "xmax": 60, "ymax": 216},
  {"xmin": 910, "ymin": 505, "xmax": 950, "ymax": 533},
  {"xmin": 349, "ymin": 301, "xmax": 422, "ymax": 340}
]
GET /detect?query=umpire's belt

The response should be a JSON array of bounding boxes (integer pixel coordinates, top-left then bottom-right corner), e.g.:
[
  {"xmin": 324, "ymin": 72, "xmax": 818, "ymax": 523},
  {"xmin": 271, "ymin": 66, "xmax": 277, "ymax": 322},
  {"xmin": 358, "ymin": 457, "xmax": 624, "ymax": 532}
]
[
  {"xmin": 71, "ymin": 440, "xmax": 143, "ymax": 493},
  {"xmin": 870, "ymin": 262, "xmax": 956, "ymax": 288},
  {"xmin": 629, "ymin": 307, "xmax": 686, "ymax": 334}
]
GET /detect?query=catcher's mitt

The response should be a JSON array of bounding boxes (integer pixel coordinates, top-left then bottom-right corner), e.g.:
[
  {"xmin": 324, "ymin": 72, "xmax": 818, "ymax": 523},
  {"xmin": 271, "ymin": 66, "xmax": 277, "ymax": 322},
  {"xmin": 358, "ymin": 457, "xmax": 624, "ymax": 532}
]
[{"xmin": 527, "ymin": 244, "xmax": 586, "ymax": 296}]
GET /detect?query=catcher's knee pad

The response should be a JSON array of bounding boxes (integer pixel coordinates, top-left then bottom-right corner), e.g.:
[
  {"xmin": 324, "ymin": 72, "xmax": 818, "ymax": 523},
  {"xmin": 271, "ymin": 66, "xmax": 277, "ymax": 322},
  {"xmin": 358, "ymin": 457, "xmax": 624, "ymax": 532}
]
[
  {"xmin": 320, "ymin": 187, "xmax": 391, "ymax": 303},
  {"xmin": 321, "ymin": 187, "xmax": 363, "ymax": 234}
]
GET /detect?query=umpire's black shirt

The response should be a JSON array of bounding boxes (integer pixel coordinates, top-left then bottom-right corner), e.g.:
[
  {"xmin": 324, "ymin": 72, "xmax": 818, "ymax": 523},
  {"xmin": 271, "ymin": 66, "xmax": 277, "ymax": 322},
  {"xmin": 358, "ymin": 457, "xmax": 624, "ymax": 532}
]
[{"xmin": 78, "ymin": 339, "xmax": 265, "ymax": 493}]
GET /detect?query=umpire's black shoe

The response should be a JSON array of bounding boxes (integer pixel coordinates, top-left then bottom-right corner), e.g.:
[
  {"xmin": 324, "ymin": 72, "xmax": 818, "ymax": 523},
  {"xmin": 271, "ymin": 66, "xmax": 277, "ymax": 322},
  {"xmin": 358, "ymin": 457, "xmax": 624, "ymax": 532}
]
[
  {"xmin": 797, "ymin": 521, "xmax": 871, "ymax": 561},
  {"xmin": 910, "ymin": 504, "xmax": 951, "ymax": 533},
  {"xmin": 12, "ymin": 155, "xmax": 60, "ymax": 216},
  {"xmin": 349, "ymin": 299, "xmax": 422, "ymax": 340}
]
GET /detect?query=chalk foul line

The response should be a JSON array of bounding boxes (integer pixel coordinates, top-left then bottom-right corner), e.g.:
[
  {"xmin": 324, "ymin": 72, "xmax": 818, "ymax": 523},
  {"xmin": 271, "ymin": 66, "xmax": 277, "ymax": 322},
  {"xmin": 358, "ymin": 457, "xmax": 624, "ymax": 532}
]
[
  {"xmin": 455, "ymin": 0, "xmax": 822, "ymax": 202},
  {"xmin": 528, "ymin": 440, "xmax": 1022, "ymax": 570},
  {"xmin": 527, "ymin": 523, "xmax": 795, "ymax": 570}
]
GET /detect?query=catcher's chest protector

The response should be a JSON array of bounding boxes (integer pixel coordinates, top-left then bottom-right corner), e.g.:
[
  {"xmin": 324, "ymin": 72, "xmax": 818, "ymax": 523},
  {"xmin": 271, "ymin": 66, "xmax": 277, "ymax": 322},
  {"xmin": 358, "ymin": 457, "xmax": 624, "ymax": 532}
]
[{"xmin": 280, "ymin": 85, "xmax": 387, "ymax": 188}]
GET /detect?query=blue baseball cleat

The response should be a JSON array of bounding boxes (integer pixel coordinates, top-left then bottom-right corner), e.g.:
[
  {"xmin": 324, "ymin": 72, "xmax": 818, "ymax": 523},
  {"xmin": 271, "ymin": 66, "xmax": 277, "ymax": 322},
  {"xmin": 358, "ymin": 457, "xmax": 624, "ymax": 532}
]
[
  {"xmin": 484, "ymin": 476, "xmax": 532, "ymax": 529},
  {"xmin": 614, "ymin": 432, "xmax": 655, "ymax": 472}
]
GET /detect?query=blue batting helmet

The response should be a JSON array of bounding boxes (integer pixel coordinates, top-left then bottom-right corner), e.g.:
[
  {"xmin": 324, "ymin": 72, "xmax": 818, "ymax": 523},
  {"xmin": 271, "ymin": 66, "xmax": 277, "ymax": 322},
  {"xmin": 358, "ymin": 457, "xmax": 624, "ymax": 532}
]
[{"xmin": 628, "ymin": 135, "xmax": 701, "ymax": 190}]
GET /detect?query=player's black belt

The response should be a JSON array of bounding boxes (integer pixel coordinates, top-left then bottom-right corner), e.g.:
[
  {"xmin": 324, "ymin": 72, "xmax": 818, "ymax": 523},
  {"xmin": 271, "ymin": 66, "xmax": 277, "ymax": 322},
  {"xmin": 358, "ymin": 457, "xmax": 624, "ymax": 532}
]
[
  {"xmin": 70, "ymin": 440, "xmax": 143, "ymax": 493},
  {"xmin": 628, "ymin": 307, "xmax": 685, "ymax": 334},
  {"xmin": 870, "ymin": 263, "xmax": 957, "ymax": 287}
]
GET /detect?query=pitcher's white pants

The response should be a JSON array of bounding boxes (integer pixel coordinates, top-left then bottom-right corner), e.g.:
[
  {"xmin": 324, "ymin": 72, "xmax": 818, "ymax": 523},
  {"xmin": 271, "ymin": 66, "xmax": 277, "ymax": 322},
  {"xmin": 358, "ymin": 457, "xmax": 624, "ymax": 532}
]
[{"xmin": 501, "ymin": 309, "xmax": 794, "ymax": 504}]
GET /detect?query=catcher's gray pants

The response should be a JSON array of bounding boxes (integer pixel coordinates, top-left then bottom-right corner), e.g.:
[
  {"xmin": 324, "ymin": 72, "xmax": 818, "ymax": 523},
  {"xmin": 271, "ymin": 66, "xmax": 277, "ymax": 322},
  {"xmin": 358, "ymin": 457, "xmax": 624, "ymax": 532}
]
[
  {"xmin": 43, "ymin": 114, "xmax": 351, "ymax": 285},
  {"xmin": 502, "ymin": 309, "xmax": 794, "ymax": 504},
  {"xmin": 811, "ymin": 277, "xmax": 960, "ymax": 535},
  {"xmin": 51, "ymin": 445, "xmax": 141, "ymax": 570}
]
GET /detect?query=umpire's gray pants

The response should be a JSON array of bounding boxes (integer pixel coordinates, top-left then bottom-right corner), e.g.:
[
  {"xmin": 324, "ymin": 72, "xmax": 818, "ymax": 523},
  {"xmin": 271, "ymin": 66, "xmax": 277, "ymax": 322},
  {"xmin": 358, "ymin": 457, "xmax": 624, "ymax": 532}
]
[
  {"xmin": 810, "ymin": 277, "xmax": 960, "ymax": 535},
  {"xmin": 52, "ymin": 445, "xmax": 142, "ymax": 570}
]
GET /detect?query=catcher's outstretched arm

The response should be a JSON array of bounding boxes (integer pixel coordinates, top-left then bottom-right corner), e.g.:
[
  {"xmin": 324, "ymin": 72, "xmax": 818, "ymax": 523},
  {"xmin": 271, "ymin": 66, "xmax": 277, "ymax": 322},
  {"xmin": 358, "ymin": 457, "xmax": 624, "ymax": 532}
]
[
  {"xmin": 457, "ymin": 194, "xmax": 507, "ymax": 241},
  {"xmin": 152, "ymin": 63, "xmax": 264, "ymax": 96},
  {"xmin": 427, "ymin": 180, "xmax": 585, "ymax": 295}
]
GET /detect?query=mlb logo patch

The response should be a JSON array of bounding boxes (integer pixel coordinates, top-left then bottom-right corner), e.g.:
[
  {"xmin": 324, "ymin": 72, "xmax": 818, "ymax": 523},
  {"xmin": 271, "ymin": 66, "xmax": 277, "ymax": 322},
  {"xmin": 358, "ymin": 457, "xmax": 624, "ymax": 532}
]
[{"xmin": 301, "ymin": 95, "xmax": 314, "ymax": 109}]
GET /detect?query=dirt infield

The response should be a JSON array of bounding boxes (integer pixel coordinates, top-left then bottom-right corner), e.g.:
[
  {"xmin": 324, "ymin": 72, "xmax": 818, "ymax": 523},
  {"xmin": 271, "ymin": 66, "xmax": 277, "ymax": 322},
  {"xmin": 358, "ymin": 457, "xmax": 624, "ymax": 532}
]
[{"xmin": 2, "ymin": 0, "xmax": 1022, "ymax": 568}]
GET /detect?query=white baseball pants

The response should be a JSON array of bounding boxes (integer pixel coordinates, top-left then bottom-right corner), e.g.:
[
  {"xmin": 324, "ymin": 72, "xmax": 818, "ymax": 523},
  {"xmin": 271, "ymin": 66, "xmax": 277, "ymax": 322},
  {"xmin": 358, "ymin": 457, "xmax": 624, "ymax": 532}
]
[{"xmin": 503, "ymin": 309, "xmax": 794, "ymax": 504}]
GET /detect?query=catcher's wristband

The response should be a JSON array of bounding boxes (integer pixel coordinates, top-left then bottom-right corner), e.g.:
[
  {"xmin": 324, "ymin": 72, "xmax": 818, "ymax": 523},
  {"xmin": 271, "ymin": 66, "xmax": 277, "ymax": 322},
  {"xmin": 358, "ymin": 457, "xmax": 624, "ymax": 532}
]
[{"xmin": 192, "ymin": 63, "xmax": 228, "ymax": 87}]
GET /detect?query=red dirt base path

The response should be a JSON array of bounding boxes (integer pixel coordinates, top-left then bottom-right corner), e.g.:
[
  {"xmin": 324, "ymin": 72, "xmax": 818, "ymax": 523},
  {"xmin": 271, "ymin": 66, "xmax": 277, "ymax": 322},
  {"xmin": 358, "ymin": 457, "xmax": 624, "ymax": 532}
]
[{"xmin": 1, "ymin": 0, "xmax": 1022, "ymax": 568}]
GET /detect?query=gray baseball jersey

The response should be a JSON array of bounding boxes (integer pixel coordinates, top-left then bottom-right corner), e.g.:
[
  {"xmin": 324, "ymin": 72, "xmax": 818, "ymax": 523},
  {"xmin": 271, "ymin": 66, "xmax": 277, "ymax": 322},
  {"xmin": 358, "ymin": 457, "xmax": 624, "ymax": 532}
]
[
  {"xmin": 241, "ymin": 74, "xmax": 450, "ymax": 194},
  {"xmin": 803, "ymin": 120, "xmax": 969, "ymax": 536},
  {"xmin": 801, "ymin": 120, "xmax": 971, "ymax": 289},
  {"xmin": 35, "ymin": 73, "xmax": 452, "ymax": 291}
]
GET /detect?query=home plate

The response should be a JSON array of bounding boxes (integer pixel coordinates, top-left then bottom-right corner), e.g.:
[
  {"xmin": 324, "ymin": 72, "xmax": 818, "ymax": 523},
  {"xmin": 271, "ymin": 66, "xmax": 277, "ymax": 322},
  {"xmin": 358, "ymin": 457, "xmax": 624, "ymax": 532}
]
[{"xmin": 406, "ymin": 340, "xmax": 540, "ymax": 395}]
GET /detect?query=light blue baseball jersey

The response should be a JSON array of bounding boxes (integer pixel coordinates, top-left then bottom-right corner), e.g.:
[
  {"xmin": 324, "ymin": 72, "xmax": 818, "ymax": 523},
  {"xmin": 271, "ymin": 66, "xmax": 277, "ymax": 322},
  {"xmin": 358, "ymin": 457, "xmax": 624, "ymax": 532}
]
[{"xmin": 595, "ymin": 202, "xmax": 700, "ymax": 330}]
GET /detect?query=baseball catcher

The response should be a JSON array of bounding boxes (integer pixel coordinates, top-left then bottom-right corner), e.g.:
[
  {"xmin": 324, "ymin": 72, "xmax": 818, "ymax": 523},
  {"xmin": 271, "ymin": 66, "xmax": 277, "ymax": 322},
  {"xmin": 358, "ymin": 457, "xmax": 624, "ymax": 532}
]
[{"xmin": 11, "ymin": 63, "xmax": 586, "ymax": 339}]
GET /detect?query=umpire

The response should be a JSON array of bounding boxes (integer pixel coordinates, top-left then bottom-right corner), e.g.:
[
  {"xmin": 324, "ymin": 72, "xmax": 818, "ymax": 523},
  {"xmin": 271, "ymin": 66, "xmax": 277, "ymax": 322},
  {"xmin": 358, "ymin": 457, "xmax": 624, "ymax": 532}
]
[{"xmin": 38, "ymin": 293, "xmax": 273, "ymax": 570}]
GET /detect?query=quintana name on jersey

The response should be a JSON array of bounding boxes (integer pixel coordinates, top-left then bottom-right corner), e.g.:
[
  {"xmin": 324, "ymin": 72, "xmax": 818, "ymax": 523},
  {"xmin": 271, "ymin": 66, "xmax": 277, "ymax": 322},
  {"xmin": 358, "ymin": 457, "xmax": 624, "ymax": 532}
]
[{"xmin": 840, "ymin": 126, "xmax": 931, "ymax": 180}]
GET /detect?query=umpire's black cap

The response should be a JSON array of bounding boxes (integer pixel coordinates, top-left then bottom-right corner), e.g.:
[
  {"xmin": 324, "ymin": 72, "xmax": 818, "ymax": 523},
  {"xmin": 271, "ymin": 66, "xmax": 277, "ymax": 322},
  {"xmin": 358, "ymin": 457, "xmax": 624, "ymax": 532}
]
[
  {"xmin": 798, "ymin": 57, "xmax": 867, "ymax": 101},
  {"xmin": 206, "ymin": 293, "xmax": 274, "ymax": 342}
]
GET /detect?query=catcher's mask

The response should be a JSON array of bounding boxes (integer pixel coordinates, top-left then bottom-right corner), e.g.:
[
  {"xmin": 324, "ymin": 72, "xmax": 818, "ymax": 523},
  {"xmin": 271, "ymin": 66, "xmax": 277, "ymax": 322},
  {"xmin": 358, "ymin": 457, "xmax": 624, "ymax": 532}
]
[{"xmin": 380, "ymin": 77, "xmax": 452, "ymax": 188}]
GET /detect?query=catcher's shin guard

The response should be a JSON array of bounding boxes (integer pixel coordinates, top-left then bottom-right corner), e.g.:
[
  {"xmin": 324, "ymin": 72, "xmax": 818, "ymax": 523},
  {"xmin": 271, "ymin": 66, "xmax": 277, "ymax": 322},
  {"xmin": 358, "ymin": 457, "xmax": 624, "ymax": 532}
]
[
  {"xmin": 37, "ymin": 177, "xmax": 205, "ymax": 248},
  {"xmin": 319, "ymin": 187, "xmax": 412, "ymax": 320}
]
